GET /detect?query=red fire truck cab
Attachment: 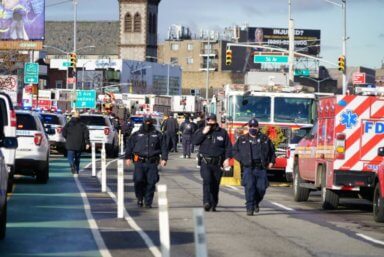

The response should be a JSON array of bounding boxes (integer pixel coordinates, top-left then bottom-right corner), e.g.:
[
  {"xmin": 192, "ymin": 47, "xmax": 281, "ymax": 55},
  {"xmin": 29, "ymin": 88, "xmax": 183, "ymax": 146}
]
[{"xmin": 294, "ymin": 94, "xmax": 384, "ymax": 222}]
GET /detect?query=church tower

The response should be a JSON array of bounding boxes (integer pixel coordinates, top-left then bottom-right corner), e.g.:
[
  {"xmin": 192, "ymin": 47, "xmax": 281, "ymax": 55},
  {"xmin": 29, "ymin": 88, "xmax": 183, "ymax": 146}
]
[{"xmin": 118, "ymin": 0, "xmax": 161, "ymax": 61}]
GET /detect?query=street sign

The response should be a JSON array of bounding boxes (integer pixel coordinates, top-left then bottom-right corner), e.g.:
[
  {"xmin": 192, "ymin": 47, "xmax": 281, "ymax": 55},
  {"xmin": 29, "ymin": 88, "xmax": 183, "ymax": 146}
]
[
  {"xmin": 24, "ymin": 62, "xmax": 39, "ymax": 84},
  {"xmin": 63, "ymin": 61, "xmax": 71, "ymax": 67},
  {"xmin": 294, "ymin": 69, "xmax": 310, "ymax": 76},
  {"xmin": 75, "ymin": 90, "xmax": 96, "ymax": 109},
  {"xmin": 353, "ymin": 72, "xmax": 366, "ymax": 85},
  {"xmin": 254, "ymin": 55, "xmax": 288, "ymax": 64}
]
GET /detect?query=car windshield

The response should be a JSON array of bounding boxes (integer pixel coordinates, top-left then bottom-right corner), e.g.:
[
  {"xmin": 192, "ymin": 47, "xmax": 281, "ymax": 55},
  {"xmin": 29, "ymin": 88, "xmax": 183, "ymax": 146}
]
[
  {"xmin": 233, "ymin": 95, "xmax": 271, "ymax": 122},
  {"xmin": 41, "ymin": 114, "xmax": 61, "ymax": 125},
  {"xmin": 274, "ymin": 97, "xmax": 313, "ymax": 124},
  {"xmin": 16, "ymin": 114, "xmax": 37, "ymax": 130},
  {"xmin": 80, "ymin": 116, "xmax": 107, "ymax": 126}
]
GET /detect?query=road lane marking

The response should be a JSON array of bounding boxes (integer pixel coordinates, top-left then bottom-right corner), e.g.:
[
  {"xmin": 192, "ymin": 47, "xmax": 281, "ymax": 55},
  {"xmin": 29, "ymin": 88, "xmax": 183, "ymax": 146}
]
[
  {"xmin": 270, "ymin": 202, "xmax": 295, "ymax": 211},
  {"xmin": 74, "ymin": 173, "xmax": 113, "ymax": 257},
  {"xmin": 226, "ymin": 185, "xmax": 240, "ymax": 191},
  {"xmin": 356, "ymin": 233, "xmax": 384, "ymax": 246},
  {"xmin": 85, "ymin": 158, "xmax": 162, "ymax": 257}
]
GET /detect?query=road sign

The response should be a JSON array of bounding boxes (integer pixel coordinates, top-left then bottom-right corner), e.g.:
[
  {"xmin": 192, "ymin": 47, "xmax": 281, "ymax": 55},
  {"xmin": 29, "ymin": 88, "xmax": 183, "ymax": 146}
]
[
  {"xmin": 75, "ymin": 90, "xmax": 96, "ymax": 109},
  {"xmin": 353, "ymin": 72, "xmax": 366, "ymax": 85},
  {"xmin": 24, "ymin": 62, "xmax": 39, "ymax": 84},
  {"xmin": 63, "ymin": 61, "xmax": 71, "ymax": 67},
  {"xmin": 254, "ymin": 55, "xmax": 288, "ymax": 64},
  {"xmin": 294, "ymin": 69, "xmax": 310, "ymax": 76}
]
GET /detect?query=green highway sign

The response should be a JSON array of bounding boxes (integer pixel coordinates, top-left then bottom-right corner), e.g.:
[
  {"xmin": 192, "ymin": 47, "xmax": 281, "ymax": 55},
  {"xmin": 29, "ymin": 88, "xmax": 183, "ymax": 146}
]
[
  {"xmin": 63, "ymin": 61, "xmax": 71, "ymax": 67},
  {"xmin": 74, "ymin": 90, "xmax": 96, "ymax": 109},
  {"xmin": 254, "ymin": 55, "xmax": 288, "ymax": 64},
  {"xmin": 24, "ymin": 62, "xmax": 39, "ymax": 84},
  {"xmin": 294, "ymin": 69, "xmax": 310, "ymax": 76}
]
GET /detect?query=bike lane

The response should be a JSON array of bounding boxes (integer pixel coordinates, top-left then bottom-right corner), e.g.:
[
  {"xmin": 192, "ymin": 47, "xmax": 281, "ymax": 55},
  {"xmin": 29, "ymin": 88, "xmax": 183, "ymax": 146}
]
[{"xmin": 0, "ymin": 157, "xmax": 103, "ymax": 257}]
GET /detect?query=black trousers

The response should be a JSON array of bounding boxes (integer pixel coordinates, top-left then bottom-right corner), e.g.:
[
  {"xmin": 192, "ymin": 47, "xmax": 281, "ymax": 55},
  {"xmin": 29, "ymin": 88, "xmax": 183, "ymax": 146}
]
[
  {"xmin": 200, "ymin": 162, "xmax": 223, "ymax": 207},
  {"xmin": 133, "ymin": 162, "xmax": 159, "ymax": 206},
  {"xmin": 182, "ymin": 134, "xmax": 192, "ymax": 157},
  {"xmin": 166, "ymin": 132, "xmax": 178, "ymax": 152}
]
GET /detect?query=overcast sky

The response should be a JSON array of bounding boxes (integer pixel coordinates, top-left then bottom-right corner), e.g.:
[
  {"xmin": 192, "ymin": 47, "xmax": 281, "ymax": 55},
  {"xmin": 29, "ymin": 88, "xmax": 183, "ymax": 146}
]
[{"xmin": 45, "ymin": 0, "xmax": 384, "ymax": 69}]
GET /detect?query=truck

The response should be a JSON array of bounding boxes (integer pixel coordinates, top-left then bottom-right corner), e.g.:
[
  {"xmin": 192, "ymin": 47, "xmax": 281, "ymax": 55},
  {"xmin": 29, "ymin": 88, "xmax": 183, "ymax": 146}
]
[
  {"xmin": 171, "ymin": 95, "xmax": 203, "ymax": 116},
  {"xmin": 215, "ymin": 84, "xmax": 316, "ymax": 182},
  {"xmin": 294, "ymin": 93, "xmax": 384, "ymax": 222}
]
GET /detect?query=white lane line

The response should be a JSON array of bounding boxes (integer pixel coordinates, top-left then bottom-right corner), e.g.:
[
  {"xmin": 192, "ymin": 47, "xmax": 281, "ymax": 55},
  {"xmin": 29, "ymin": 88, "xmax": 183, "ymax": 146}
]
[
  {"xmin": 86, "ymin": 158, "xmax": 161, "ymax": 257},
  {"xmin": 270, "ymin": 202, "xmax": 295, "ymax": 211},
  {"xmin": 74, "ymin": 174, "xmax": 113, "ymax": 257},
  {"xmin": 226, "ymin": 185, "xmax": 240, "ymax": 191},
  {"xmin": 356, "ymin": 233, "xmax": 384, "ymax": 246}
]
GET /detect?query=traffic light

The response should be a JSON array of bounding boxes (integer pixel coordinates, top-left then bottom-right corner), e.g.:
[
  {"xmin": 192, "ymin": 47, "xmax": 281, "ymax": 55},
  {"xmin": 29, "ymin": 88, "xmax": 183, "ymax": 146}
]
[
  {"xmin": 225, "ymin": 49, "xmax": 232, "ymax": 66},
  {"xmin": 70, "ymin": 52, "xmax": 77, "ymax": 69},
  {"xmin": 338, "ymin": 55, "xmax": 345, "ymax": 72},
  {"xmin": 31, "ymin": 84, "xmax": 38, "ymax": 95}
]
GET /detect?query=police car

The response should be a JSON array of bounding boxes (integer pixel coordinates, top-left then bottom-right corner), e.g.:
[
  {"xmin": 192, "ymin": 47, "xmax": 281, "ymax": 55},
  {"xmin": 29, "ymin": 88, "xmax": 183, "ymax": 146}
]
[
  {"xmin": 130, "ymin": 113, "xmax": 163, "ymax": 134},
  {"xmin": 79, "ymin": 114, "xmax": 119, "ymax": 158},
  {"xmin": 40, "ymin": 113, "xmax": 67, "ymax": 154},
  {"xmin": 0, "ymin": 92, "xmax": 17, "ymax": 192},
  {"xmin": 15, "ymin": 111, "xmax": 52, "ymax": 183}
]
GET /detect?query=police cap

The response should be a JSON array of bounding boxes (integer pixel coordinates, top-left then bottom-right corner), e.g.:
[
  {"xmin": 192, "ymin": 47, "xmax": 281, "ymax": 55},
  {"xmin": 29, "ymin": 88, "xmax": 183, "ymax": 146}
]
[
  {"xmin": 248, "ymin": 118, "xmax": 259, "ymax": 127},
  {"xmin": 206, "ymin": 113, "xmax": 217, "ymax": 121}
]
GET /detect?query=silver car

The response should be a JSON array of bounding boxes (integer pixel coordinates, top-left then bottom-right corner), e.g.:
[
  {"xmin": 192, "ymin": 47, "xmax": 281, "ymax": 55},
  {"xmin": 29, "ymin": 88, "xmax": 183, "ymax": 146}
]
[{"xmin": 41, "ymin": 113, "xmax": 67, "ymax": 154}]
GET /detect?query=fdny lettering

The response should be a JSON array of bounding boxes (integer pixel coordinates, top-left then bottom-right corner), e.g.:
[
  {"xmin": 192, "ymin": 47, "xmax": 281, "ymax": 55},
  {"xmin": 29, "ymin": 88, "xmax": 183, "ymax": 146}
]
[{"xmin": 364, "ymin": 121, "xmax": 384, "ymax": 134}]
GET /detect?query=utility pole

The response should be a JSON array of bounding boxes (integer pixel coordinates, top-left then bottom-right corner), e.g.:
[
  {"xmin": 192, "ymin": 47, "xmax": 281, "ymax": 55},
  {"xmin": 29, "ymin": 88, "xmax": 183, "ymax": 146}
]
[
  {"xmin": 342, "ymin": 0, "xmax": 347, "ymax": 94},
  {"xmin": 288, "ymin": 0, "xmax": 295, "ymax": 87},
  {"xmin": 72, "ymin": 0, "xmax": 78, "ymax": 108}
]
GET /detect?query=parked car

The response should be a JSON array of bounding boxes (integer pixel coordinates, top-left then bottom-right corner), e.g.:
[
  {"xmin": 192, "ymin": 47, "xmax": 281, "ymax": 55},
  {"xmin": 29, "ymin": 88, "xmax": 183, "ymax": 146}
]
[
  {"xmin": 40, "ymin": 113, "xmax": 67, "ymax": 154},
  {"xmin": 15, "ymin": 111, "xmax": 53, "ymax": 183},
  {"xmin": 0, "ymin": 123, "xmax": 18, "ymax": 239},
  {"xmin": 130, "ymin": 115, "xmax": 162, "ymax": 134},
  {"xmin": 0, "ymin": 92, "xmax": 17, "ymax": 192},
  {"xmin": 79, "ymin": 114, "xmax": 119, "ymax": 158}
]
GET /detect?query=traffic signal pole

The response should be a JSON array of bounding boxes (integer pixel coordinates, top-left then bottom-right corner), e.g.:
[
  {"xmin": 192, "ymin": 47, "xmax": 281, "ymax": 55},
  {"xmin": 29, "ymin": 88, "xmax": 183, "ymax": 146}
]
[
  {"xmin": 73, "ymin": 0, "xmax": 78, "ymax": 109},
  {"xmin": 342, "ymin": 0, "xmax": 347, "ymax": 95}
]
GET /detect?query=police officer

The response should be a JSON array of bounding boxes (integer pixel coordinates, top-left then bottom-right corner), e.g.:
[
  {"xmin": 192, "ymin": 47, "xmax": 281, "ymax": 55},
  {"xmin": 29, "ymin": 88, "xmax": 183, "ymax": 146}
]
[
  {"xmin": 125, "ymin": 116, "xmax": 168, "ymax": 208},
  {"xmin": 193, "ymin": 114, "xmax": 232, "ymax": 212},
  {"xmin": 233, "ymin": 118, "xmax": 275, "ymax": 216},
  {"xmin": 179, "ymin": 115, "xmax": 197, "ymax": 158}
]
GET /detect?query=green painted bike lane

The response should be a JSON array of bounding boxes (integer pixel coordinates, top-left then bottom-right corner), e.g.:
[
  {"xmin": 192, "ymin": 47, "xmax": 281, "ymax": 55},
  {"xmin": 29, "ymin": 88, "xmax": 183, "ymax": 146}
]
[{"xmin": 0, "ymin": 157, "xmax": 103, "ymax": 257}]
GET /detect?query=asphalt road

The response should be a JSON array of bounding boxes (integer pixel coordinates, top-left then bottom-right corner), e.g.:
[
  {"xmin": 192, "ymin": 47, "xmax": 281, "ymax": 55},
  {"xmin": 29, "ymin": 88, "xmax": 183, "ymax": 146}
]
[{"xmin": 0, "ymin": 151, "xmax": 383, "ymax": 257}]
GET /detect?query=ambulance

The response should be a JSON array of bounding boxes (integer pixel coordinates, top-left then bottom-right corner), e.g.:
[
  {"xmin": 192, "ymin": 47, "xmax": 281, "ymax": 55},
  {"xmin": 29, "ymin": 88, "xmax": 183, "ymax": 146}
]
[{"xmin": 294, "ymin": 92, "xmax": 384, "ymax": 222}]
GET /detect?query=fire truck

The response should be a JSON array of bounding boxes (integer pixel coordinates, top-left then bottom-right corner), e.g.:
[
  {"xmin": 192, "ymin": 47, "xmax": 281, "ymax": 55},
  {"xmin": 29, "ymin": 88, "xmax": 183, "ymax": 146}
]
[
  {"xmin": 294, "ymin": 92, "xmax": 384, "ymax": 222},
  {"xmin": 213, "ymin": 84, "xmax": 317, "ymax": 182}
]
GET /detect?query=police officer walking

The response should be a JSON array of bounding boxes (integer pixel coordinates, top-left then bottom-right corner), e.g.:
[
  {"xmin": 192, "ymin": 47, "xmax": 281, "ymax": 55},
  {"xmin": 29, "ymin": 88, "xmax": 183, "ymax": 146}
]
[
  {"xmin": 179, "ymin": 115, "xmax": 197, "ymax": 158},
  {"xmin": 162, "ymin": 114, "xmax": 179, "ymax": 152},
  {"xmin": 233, "ymin": 118, "xmax": 275, "ymax": 216},
  {"xmin": 125, "ymin": 116, "xmax": 168, "ymax": 208},
  {"xmin": 193, "ymin": 114, "xmax": 232, "ymax": 212}
]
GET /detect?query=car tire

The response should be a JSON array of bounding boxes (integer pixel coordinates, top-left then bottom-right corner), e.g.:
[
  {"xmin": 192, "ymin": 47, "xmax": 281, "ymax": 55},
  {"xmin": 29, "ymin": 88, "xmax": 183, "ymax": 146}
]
[
  {"xmin": 285, "ymin": 172, "xmax": 293, "ymax": 182},
  {"xmin": 6, "ymin": 165, "xmax": 14, "ymax": 193},
  {"xmin": 321, "ymin": 168, "xmax": 339, "ymax": 210},
  {"xmin": 373, "ymin": 182, "xmax": 384, "ymax": 222},
  {"xmin": 0, "ymin": 200, "xmax": 7, "ymax": 240},
  {"xmin": 293, "ymin": 162, "xmax": 310, "ymax": 202},
  {"xmin": 36, "ymin": 160, "xmax": 49, "ymax": 184}
]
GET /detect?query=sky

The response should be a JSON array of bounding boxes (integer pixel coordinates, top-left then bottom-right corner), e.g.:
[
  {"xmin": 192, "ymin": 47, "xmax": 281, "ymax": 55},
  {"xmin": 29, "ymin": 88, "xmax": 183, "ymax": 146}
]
[{"xmin": 45, "ymin": 0, "xmax": 384, "ymax": 69}]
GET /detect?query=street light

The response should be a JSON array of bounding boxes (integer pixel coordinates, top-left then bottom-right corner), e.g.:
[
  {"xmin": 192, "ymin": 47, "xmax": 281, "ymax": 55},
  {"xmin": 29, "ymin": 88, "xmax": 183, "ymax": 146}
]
[
  {"xmin": 146, "ymin": 55, "xmax": 178, "ymax": 95},
  {"xmin": 301, "ymin": 76, "xmax": 332, "ymax": 92}
]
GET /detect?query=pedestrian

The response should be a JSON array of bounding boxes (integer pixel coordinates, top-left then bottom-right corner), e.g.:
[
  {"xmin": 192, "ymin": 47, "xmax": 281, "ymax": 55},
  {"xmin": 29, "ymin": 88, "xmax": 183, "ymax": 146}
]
[
  {"xmin": 62, "ymin": 110, "xmax": 90, "ymax": 176},
  {"xmin": 193, "ymin": 114, "xmax": 232, "ymax": 212},
  {"xmin": 123, "ymin": 117, "xmax": 134, "ymax": 148},
  {"xmin": 162, "ymin": 113, "xmax": 179, "ymax": 152},
  {"xmin": 233, "ymin": 118, "xmax": 275, "ymax": 216},
  {"xmin": 125, "ymin": 116, "xmax": 168, "ymax": 208},
  {"xmin": 179, "ymin": 115, "xmax": 197, "ymax": 158},
  {"xmin": 196, "ymin": 113, "xmax": 206, "ymax": 129}
]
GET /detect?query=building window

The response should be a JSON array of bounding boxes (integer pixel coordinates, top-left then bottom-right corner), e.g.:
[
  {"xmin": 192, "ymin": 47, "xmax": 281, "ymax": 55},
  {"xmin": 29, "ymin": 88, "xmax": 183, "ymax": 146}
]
[
  {"xmin": 186, "ymin": 57, "xmax": 193, "ymax": 64},
  {"xmin": 134, "ymin": 12, "xmax": 141, "ymax": 32},
  {"xmin": 148, "ymin": 13, "xmax": 153, "ymax": 34},
  {"xmin": 170, "ymin": 57, "xmax": 178, "ymax": 63},
  {"xmin": 124, "ymin": 13, "xmax": 132, "ymax": 32},
  {"xmin": 187, "ymin": 43, "xmax": 193, "ymax": 51},
  {"xmin": 55, "ymin": 80, "xmax": 63, "ymax": 89},
  {"xmin": 171, "ymin": 43, "xmax": 179, "ymax": 51}
]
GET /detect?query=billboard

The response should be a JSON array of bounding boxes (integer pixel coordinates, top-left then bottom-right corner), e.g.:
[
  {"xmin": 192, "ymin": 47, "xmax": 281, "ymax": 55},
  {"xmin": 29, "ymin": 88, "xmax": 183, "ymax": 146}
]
[
  {"xmin": 0, "ymin": 0, "xmax": 45, "ymax": 40},
  {"xmin": 248, "ymin": 27, "xmax": 321, "ymax": 56}
]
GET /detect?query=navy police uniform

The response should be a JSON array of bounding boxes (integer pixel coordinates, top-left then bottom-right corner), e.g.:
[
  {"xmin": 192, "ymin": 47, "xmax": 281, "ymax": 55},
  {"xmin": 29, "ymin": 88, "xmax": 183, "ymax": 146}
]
[
  {"xmin": 193, "ymin": 114, "xmax": 232, "ymax": 211},
  {"xmin": 125, "ymin": 117, "xmax": 168, "ymax": 208},
  {"xmin": 233, "ymin": 118, "xmax": 275, "ymax": 215},
  {"xmin": 180, "ymin": 118, "xmax": 197, "ymax": 158}
]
